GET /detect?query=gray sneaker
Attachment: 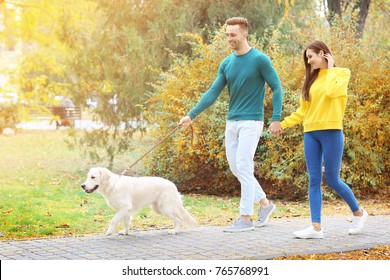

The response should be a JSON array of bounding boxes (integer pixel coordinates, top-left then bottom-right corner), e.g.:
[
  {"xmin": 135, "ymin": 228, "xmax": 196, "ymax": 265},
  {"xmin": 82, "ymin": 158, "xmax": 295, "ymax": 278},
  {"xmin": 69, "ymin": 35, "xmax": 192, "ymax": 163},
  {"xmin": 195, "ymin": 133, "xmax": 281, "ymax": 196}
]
[
  {"xmin": 255, "ymin": 202, "xmax": 276, "ymax": 227},
  {"xmin": 223, "ymin": 216, "xmax": 255, "ymax": 232}
]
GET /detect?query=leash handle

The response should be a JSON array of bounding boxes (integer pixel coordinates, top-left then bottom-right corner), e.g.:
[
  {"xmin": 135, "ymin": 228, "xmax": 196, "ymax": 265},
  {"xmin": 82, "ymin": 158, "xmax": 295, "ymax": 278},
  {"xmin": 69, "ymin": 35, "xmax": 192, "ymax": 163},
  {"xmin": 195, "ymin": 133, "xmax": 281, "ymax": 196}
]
[{"xmin": 121, "ymin": 124, "xmax": 183, "ymax": 176}]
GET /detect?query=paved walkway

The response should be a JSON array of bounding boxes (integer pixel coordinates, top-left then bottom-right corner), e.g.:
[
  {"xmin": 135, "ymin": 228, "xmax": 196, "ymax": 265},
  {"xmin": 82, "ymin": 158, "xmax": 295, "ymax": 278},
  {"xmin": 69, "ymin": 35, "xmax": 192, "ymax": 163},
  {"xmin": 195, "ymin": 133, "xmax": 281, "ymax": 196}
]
[{"xmin": 1, "ymin": 215, "xmax": 389, "ymax": 260}]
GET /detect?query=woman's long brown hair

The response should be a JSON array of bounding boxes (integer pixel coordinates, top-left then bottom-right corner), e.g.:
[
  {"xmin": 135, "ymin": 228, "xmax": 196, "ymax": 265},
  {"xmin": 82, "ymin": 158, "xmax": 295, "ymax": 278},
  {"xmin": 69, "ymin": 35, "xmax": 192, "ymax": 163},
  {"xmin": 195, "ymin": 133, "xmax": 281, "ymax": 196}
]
[{"xmin": 302, "ymin": 40, "xmax": 334, "ymax": 101}]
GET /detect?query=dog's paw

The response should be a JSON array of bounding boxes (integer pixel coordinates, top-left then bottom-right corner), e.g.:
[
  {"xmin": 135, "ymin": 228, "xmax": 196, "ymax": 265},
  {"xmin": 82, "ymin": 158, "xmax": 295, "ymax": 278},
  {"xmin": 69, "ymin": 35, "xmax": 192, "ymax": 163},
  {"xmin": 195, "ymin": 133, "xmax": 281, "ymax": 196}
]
[
  {"xmin": 105, "ymin": 230, "xmax": 115, "ymax": 236},
  {"xmin": 118, "ymin": 230, "xmax": 129, "ymax": 235},
  {"xmin": 168, "ymin": 230, "xmax": 178, "ymax": 235}
]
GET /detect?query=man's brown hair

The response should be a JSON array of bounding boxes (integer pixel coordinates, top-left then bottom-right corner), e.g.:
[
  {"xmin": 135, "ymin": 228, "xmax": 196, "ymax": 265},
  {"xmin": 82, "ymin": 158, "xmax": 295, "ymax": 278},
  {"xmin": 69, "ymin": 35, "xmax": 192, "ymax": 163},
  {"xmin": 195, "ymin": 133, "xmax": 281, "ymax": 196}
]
[{"xmin": 225, "ymin": 17, "xmax": 249, "ymax": 32}]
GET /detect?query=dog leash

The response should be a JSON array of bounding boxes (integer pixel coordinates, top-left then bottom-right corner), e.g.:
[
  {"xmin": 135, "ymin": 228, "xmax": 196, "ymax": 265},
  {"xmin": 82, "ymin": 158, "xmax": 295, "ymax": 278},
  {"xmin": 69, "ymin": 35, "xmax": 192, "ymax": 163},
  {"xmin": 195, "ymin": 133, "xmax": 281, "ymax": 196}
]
[{"xmin": 120, "ymin": 124, "xmax": 198, "ymax": 176}]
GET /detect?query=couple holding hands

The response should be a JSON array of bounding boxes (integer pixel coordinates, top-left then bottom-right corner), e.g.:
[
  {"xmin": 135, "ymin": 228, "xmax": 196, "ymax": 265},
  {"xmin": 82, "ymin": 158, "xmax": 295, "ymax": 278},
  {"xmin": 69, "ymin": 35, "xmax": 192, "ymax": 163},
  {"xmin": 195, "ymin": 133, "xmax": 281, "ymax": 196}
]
[{"xmin": 178, "ymin": 17, "xmax": 368, "ymax": 238}]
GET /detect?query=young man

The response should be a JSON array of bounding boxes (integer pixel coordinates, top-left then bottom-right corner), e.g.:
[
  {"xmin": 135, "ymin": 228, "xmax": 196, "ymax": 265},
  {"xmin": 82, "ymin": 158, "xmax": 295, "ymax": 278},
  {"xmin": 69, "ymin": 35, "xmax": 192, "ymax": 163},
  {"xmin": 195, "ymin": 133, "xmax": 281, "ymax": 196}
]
[{"xmin": 179, "ymin": 17, "xmax": 283, "ymax": 232}]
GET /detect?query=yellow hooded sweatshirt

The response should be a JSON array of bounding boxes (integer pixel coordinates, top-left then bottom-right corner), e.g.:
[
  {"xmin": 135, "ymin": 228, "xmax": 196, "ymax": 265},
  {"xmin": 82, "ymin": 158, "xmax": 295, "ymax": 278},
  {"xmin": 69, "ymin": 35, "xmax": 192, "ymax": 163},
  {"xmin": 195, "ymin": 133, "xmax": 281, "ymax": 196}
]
[{"xmin": 281, "ymin": 67, "xmax": 351, "ymax": 132}]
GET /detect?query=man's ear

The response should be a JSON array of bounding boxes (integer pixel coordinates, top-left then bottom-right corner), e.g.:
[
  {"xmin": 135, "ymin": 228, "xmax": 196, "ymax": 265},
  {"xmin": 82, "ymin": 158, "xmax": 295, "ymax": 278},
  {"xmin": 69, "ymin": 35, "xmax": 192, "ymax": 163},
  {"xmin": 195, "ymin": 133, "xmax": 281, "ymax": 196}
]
[{"xmin": 319, "ymin": 50, "xmax": 325, "ymax": 56}]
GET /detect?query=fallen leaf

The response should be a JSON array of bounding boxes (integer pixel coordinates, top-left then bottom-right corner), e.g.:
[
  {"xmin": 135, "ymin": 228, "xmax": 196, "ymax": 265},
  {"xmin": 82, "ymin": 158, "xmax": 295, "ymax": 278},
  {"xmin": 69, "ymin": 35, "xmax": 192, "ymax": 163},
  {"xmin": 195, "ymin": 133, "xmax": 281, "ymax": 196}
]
[
  {"xmin": 56, "ymin": 224, "xmax": 70, "ymax": 228},
  {"xmin": 3, "ymin": 209, "xmax": 14, "ymax": 214}
]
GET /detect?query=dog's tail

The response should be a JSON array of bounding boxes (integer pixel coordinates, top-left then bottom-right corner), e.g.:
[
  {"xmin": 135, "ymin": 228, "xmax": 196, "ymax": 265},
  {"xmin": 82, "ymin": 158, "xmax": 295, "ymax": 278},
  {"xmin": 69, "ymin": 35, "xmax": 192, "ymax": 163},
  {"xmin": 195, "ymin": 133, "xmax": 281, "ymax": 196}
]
[
  {"xmin": 177, "ymin": 194, "xmax": 197, "ymax": 227},
  {"xmin": 178, "ymin": 206, "xmax": 197, "ymax": 227}
]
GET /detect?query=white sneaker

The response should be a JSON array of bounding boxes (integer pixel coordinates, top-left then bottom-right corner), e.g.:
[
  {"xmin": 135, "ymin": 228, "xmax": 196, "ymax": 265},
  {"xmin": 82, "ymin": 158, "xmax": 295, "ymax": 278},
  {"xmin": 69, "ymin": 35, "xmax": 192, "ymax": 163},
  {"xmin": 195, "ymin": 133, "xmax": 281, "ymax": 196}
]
[
  {"xmin": 293, "ymin": 226, "xmax": 324, "ymax": 239},
  {"xmin": 348, "ymin": 209, "xmax": 368, "ymax": 235}
]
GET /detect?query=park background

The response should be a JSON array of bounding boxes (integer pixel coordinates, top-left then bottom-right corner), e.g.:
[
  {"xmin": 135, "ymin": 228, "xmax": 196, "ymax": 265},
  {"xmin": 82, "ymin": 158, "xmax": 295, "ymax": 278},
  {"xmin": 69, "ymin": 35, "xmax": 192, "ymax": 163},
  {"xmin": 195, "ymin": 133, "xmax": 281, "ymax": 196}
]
[{"xmin": 0, "ymin": 0, "xmax": 389, "ymax": 252}]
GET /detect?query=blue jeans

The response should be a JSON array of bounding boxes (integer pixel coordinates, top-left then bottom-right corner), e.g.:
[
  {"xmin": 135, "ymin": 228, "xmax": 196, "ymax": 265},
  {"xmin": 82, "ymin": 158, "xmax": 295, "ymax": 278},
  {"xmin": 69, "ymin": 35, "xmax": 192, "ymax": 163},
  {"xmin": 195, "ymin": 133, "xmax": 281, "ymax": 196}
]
[
  {"xmin": 225, "ymin": 120, "xmax": 266, "ymax": 215},
  {"xmin": 304, "ymin": 130, "xmax": 360, "ymax": 223}
]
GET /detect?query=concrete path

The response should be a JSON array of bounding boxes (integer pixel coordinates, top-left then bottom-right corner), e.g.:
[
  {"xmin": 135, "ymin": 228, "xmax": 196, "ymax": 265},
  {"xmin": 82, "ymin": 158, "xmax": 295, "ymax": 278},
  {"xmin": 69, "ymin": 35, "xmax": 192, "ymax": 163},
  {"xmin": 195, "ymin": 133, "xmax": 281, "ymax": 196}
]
[{"xmin": 1, "ymin": 215, "xmax": 389, "ymax": 260}]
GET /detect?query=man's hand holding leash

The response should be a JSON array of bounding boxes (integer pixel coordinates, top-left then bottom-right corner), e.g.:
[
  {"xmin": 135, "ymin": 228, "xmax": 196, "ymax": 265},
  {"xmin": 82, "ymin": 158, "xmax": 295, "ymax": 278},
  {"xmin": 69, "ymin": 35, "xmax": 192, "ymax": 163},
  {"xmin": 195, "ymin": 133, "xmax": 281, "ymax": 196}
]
[{"xmin": 179, "ymin": 116, "xmax": 192, "ymax": 127}]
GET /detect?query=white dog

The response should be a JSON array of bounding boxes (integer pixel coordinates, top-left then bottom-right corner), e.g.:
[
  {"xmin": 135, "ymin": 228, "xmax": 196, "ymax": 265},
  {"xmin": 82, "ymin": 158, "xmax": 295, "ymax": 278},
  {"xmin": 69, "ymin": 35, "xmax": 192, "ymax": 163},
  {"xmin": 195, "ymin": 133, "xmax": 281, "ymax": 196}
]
[{"xmin": 81, "ymin": 167, "xmax": 197, "ymax": 235}]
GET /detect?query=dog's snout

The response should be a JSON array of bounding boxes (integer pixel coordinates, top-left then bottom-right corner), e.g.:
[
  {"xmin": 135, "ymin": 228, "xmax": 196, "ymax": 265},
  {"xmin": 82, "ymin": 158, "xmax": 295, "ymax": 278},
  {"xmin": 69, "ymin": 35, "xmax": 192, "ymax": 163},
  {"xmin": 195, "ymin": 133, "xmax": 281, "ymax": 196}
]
[{"xmin": 81, "ymin": 184, "xmax": 86, "ymax": 189}]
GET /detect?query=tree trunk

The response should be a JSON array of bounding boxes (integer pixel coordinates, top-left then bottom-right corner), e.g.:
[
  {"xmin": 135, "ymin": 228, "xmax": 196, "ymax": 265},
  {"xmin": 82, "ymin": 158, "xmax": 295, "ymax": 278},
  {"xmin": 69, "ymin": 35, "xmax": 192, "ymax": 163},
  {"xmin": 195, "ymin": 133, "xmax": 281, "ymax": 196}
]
[
  {"xmin": 355, "ymin": 0, "xmax": 371, "ymax": 38},
  {"xmin": 327, "ymin": 0, "xmax": 371, "ymax": 38},
  {"xmin": 327, "ymin": 0, "xmax": 342, "ymax": 24}
]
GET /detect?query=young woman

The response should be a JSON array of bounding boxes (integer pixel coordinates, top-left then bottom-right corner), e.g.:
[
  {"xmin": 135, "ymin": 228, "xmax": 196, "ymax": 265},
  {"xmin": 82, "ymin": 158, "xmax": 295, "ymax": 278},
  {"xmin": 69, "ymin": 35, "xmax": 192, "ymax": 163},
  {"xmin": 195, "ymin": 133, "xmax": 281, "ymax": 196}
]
[{"xmin": 271, "ymin": 40, "xmax": 368, "ymax": 238}]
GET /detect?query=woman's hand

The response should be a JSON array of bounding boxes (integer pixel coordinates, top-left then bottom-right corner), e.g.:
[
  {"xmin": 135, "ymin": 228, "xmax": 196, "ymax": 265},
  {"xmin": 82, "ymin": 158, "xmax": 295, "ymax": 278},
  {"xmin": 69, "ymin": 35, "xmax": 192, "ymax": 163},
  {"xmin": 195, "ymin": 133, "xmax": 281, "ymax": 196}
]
[
  {"xmin": 324, "ymin": 53, "xmax": 335, "ymax": 68},
  {"xmin": 268, "ymin": 121, "xmax": 283, "ymax": 136}
]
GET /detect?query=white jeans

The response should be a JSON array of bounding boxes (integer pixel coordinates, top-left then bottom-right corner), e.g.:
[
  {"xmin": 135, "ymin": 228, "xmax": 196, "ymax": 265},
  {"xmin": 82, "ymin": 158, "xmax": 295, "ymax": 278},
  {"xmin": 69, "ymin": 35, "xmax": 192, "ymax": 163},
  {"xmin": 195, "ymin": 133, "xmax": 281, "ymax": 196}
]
[{"xmin": 225, "ymin": 120, "xmax": 266, "ymax": 215}]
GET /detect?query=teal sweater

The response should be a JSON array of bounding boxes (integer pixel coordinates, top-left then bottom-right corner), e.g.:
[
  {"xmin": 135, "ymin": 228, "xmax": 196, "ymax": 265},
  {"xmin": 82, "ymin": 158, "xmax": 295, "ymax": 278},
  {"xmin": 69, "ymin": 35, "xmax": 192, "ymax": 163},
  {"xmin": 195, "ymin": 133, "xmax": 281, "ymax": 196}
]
[{"xmin": 188, "ymin": 48, "xmax": 283, "ymax": 121}]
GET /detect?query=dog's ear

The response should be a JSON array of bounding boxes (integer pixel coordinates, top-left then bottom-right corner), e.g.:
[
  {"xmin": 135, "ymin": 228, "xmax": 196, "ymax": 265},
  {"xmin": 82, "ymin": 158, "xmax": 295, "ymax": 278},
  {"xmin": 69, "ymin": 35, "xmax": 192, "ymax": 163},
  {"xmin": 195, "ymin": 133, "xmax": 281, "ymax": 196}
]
[{"xmin": 99, "ymin": 168, "xmax": 111, "ymax": 186}]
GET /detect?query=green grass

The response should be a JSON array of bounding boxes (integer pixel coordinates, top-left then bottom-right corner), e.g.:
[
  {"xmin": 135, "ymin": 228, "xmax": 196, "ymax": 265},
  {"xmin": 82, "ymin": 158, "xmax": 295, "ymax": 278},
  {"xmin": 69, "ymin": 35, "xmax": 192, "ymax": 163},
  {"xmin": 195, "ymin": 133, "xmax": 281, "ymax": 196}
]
[
  {"xmin": 0, "ymin": 129, "xmax": 261, "ymax": 239},
  {"xmin": 2, "ymin": 129, "xmax": 383, "ymax": 240}
]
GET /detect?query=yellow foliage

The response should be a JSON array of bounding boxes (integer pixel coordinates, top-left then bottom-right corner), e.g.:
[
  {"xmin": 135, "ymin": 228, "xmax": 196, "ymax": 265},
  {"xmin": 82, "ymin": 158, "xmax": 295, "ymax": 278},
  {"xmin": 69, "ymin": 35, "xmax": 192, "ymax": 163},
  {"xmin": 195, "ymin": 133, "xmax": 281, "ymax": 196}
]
[
  {"xmin": 144, "ymin": 18, "xmax": 389, "ymax": 198},
  {"xmin": 260, "ymin": 16, "xmax": 390, "ymax": 198}
]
